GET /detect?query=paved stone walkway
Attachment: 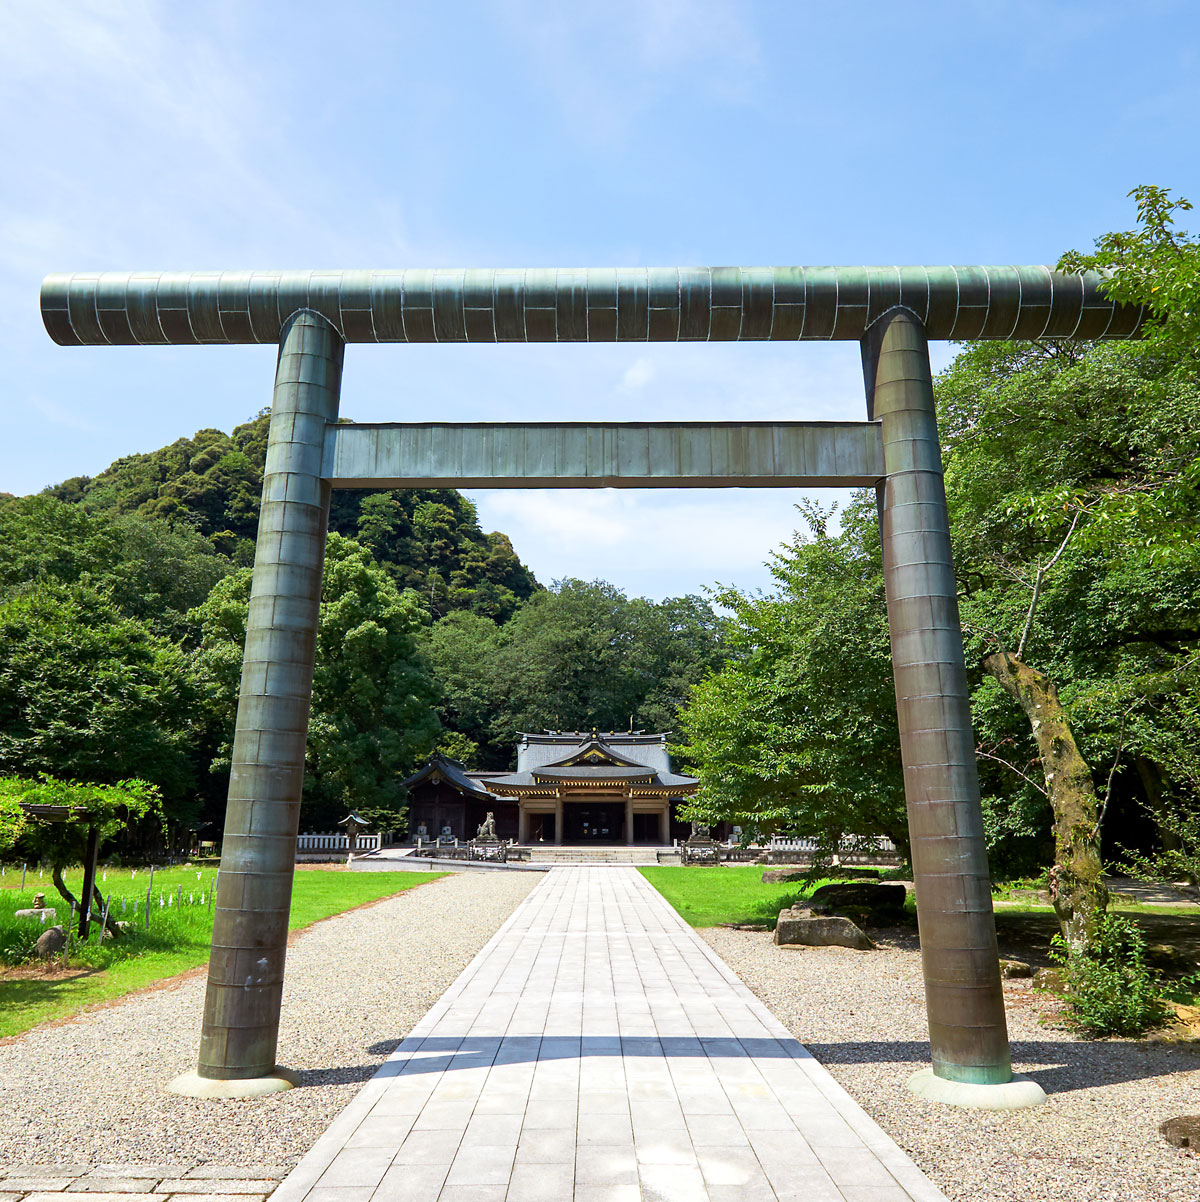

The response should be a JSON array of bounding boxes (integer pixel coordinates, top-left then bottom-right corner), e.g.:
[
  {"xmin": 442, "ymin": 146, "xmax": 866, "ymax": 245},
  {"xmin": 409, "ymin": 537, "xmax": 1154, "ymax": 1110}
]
[{"xmin": 272, "ymin": 866, "xmax": 945, "ymax": 1202}]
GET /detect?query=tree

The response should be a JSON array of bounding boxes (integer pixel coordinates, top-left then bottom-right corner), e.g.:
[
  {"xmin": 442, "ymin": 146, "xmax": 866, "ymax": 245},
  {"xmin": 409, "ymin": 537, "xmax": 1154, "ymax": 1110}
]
[
  {"xmin": 427, "ymin": 580, "xmax": 729, "ymax": 768},
  {"xmin": 190, "ymin": 534, "xmax": 441, "ymax": 831},
  {"xmin": 0, "ymin": 583, "xmax": 196, "ymax": 806},
  {"xmin": 0, "ymin": 494, "xmax": 233, "ymax": 638},
  {"xmin": 934, "ymin": 191, "xmax": 1200, "ymax": 947},
  {"xmin": 2, "ymin": 775, "xmax": 162, "ymax": 934},
  {"xmin": 676, "ymin": 502, "xmax": 908, "ymax": 861}
]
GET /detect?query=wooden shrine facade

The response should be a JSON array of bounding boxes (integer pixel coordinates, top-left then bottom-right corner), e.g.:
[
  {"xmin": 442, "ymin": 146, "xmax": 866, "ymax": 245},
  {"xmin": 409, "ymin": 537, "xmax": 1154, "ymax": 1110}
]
[{"xmin": 403, "ymin": 732, "xmax": 697, "ymax": 845}]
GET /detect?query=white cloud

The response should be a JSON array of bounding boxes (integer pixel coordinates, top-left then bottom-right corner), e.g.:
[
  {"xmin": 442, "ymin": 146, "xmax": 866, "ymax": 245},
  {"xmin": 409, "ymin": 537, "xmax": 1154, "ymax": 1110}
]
[
  {"xmin": 30, "ymin": 396, "xmax": 99, "ymax": 433},
  {"xmin": 471, "ymin": 486, "xmax": 855, "ymax": 599},
  {"xmin": 620, "ymin": 357, "xmax": 656, "ymax": 392}
]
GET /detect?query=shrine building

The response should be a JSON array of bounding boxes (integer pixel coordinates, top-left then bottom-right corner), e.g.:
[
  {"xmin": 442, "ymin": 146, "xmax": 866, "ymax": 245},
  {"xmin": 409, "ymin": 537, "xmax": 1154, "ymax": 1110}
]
[{"xmin": 402, "ymin": 731, "xmax": 698, "ymax": 845}]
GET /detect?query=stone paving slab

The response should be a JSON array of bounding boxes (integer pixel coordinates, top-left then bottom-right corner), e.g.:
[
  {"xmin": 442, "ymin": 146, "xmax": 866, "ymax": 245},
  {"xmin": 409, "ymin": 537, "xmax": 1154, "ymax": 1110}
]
[
  {"xmin": 271, "ymin": 866, "xmax": 948, "ymax": 1202},
  {"xmin": 0, "ymin": 1170, "xmax": 286, "ymax": 1202}
]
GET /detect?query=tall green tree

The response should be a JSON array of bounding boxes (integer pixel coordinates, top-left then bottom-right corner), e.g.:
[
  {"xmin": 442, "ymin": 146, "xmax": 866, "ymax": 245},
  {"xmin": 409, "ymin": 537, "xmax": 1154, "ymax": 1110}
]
[
  {"xmin": 190, "ymin": 534, "xmax": 441, "ymax": 831},
  {"xmin": 0, "ymin": 583, "xmax": 196, "ymax": 806},
  {"xmin": 427, "ymin": 579, "xmax": 729, "ymax": 768},
  {"xmin": 0, "ymin": 495, "xmax": 232, "ymax": 638},
  {"xmin": 676, "ymin": 502, "xmax": 907, "ymax": 859}
]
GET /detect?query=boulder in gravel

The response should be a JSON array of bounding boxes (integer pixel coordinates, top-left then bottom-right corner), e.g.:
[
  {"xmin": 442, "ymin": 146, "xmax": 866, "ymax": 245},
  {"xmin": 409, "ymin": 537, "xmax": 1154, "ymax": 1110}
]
[
  {"xmin": 762, "ymin": 869, "xmax": 808, "ymax": 884},
  {"xmin": 999, "ymin": 959, "xmax": 1032, "ymax": 978},
  {"xmin": 1032, "ymin": 967, "xmax": 1065, "ymax": 993},
  {"xmin": 1160, "ymin": 1115, "xmax": 1200, "ymax": 1149},
  {"xmin": 809, "ymin": 882, "xmax": 906, "ymax": 919},
  {"xmin": 775, "ymin": 906, "xmax": 873, "ymax": 949},
  {"xmin": 35, "ymin": 925, "xmax": 67, "ymax": 958}
]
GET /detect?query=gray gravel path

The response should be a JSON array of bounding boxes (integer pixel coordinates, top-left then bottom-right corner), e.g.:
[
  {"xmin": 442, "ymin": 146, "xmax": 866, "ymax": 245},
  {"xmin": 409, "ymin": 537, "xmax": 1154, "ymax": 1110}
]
[
  {"xmin": 0, "ymin": 871, "xmax": 536, "ymax": 1171},
  {"xmin": 703, "ymin": 925, "xmax": 1200, "ymax": 1202}
]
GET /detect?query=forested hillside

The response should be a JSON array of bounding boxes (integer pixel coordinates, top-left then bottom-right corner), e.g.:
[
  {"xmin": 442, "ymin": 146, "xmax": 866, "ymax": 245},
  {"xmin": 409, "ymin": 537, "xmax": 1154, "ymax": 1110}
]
[
  {"xmin": 0, "ymin": 415, "xmax": 728, "ymax": 842},
  {"xmin": 49, "ymin": 411, "xmax": 539, "ymax": 622}
]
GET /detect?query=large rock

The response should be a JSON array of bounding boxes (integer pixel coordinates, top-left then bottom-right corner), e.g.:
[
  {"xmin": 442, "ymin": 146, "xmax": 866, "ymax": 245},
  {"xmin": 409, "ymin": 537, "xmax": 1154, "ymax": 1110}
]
[
  {"xmin": 35, "ymin": 926, "xmax": 67, "ymax": 958},
  {"xmin": 809, "ymin": 882, "xmax": 907, "ymax": 919},
  {"xmin": 775, "ymin": 906, "xmax": 873, "ymax": 949},
  {"xmin": 999, "ymin": 959, "xmax": 1032, "ymax": 978},
  {"xmin": 762, "ymin": 869, "xmax": 808, "ymax": 884},
  {"xmin": 15, "ymin": 907, "xmax": 57, "ymax": 921}
]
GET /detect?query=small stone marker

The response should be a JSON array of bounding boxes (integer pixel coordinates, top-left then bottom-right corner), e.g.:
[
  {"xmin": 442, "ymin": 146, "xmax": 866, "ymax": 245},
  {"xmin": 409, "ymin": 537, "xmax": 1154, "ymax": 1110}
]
[
  {"xmin": 1032, "ymin": 967, "xmax": 1065, "ymax": 993},
  {"xmin": 1161, "ymin": 1115, "xmax": 1200, "ymax": 1148},
  {"xmin": 15, "ymin": 907, "xmax": 57, "ymax": 921},
  {"xmin": 1146, "ymin": 943, "xmax": 1195, "ymax": 974},
  {"xmin": 775, "ymin": 906, "xmax": 873, "ymax": 949}
]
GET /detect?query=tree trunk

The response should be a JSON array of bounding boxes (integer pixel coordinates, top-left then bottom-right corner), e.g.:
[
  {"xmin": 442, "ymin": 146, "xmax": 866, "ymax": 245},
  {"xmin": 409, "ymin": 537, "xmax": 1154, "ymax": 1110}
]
[
  {"xmin": 1135, "ymin": 756, "xmax": 1184, "ymax": 856},
  {"xmin": 983, "ymin": 651, "xmax": 1108, "ymax": 950},
  {"xmin": 51, "ymin": 863, "xmax": 81, "ymax": 913}
]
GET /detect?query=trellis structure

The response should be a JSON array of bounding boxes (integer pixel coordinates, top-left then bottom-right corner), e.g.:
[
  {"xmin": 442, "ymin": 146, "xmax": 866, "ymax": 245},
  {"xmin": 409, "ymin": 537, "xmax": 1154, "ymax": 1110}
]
[{"xmin": 41, "ymin": 266, "xmax": 1142, "ymax": 1107}]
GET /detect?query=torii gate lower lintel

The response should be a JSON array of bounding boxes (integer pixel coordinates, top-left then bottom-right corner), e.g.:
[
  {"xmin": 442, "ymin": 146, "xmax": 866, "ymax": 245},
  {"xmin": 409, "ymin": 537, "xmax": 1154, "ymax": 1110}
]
[{"xmin": 42, "ymin": 268, "xmax": 1143, "ymax": 1109}]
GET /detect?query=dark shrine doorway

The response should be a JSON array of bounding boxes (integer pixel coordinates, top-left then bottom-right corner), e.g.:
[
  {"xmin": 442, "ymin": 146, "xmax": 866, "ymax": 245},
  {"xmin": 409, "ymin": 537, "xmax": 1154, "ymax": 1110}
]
[{"xmin": 564, "ymin": 802, "xmax": 625, "ymax": 843}]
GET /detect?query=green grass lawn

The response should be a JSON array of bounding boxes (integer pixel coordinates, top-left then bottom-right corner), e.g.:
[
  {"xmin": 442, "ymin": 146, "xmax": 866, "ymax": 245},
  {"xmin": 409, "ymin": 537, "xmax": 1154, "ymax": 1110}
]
[
  {"xmin": 638, "ymin": 864, "xmax": 899, "ymax": 928},
  {"xmin": 0, "ymin": 865, "xmax": 446, "ymax": 1038}
]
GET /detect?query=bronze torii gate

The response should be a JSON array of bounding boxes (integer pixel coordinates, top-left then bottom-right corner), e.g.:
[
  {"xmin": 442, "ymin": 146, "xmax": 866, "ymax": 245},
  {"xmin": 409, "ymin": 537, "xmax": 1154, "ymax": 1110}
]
[{"xmin": 41, "ymin": 267, "xmax": 1141, "ymax": 1108}]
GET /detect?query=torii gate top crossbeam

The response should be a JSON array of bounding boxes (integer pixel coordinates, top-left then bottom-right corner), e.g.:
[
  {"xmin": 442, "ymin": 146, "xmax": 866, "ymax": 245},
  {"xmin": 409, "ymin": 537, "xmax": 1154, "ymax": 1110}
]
[{"xmin": 40, "ymin": 266, "xmax": 1143, "ymax": 347}]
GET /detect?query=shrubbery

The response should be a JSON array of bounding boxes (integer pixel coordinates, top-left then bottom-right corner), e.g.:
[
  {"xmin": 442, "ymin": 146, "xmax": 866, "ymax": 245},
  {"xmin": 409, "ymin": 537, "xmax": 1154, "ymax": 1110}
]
[{"xmin": 1047, "ymin": 913, "xmax": 1170, "ymax": 1037}]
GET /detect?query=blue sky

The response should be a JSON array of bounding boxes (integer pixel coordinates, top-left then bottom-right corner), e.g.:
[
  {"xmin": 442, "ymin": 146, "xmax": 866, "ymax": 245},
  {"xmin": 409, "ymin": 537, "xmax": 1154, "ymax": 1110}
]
[{"xmin": 2, "ymin": 1, "xmax": 1197, "ymax": 599}]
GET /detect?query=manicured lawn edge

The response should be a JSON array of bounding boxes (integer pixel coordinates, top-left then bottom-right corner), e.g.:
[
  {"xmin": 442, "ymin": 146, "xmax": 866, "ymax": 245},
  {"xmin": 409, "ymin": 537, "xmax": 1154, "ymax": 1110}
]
[{"xmin": 0, "ymin": 871, "xmax": 447, "ymax": 1040}]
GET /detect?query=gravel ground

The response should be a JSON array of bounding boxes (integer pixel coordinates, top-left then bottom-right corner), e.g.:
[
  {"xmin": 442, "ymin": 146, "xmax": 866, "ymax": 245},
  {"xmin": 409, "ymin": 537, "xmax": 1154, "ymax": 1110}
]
[
  {"xmin": 703, "ymin": 924, "xmax": 1200, "ymax": 1202},
  {"xmin": 0, "ymin": 871, "xmax": 537, "ymax": 1170}
]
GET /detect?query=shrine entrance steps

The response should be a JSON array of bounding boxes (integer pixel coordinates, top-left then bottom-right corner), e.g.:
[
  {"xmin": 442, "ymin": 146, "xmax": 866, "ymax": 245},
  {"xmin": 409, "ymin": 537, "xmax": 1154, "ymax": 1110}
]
[{"xmin": 523, "ymin": 845, "xmax": 667, "ymax": 865}]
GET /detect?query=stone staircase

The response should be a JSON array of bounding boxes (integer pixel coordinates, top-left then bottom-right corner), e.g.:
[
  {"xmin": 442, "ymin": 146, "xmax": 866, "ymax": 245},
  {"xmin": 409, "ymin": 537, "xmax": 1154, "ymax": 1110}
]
[{"xmin": 524, "ymin": 845, "xmax": 668, "ymax": 865}]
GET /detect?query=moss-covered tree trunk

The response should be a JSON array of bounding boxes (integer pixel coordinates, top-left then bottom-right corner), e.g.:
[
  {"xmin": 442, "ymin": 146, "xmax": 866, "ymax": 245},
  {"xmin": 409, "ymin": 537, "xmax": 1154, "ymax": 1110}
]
[{"xmin": 983, "ymin": 651, "xmax": 1108, "ymax": 950}]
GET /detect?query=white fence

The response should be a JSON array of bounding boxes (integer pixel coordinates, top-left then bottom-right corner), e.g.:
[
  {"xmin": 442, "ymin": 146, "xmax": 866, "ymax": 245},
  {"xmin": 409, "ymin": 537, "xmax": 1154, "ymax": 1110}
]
[
  {"xmin": 769, "ymin": 835, "xmax": 896, "ymax": 857},
  {"xmin": 296, "ymin": 833, "xmax": 381, "ymax": 854}
]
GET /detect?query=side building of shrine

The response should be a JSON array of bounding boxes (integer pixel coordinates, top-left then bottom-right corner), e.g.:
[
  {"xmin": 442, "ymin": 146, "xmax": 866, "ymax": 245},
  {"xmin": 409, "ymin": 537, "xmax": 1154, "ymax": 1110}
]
[{"xmin": 401, "ymin": 731, "xmax": 699, "ymax": 845}]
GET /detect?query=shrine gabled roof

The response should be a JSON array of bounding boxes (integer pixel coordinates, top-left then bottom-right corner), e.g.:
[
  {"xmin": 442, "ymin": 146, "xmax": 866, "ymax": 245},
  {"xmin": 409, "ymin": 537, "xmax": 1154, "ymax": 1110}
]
[
  {"xmin": 534, "ymin": 765, "xmax": 654, "ymax": 781},
  {"xmin": 542, "ymin": 738, "xmax": 649, "ymax": 769},
  {"xmin": 481, "ymin": 766, "xmax": 699, "ymax": 792},
  {"xmin": 516, "ymin": 731, "xmax": 673, "ymax": 775},
  {"xmin": 401, "ymin": 752, "xmax": 498, "ymax": 799}
]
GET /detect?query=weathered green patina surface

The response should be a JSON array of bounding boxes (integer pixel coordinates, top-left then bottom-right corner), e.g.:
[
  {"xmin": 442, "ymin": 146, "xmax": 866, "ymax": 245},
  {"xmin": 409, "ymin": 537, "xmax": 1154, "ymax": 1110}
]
[
  {"xmin": 41, "ymin": 265, "xmax": 1142, "ymax": 345},
  {"xmin": 42, "ymin": 263, "xmax": 1129, "ymax": 1105}
]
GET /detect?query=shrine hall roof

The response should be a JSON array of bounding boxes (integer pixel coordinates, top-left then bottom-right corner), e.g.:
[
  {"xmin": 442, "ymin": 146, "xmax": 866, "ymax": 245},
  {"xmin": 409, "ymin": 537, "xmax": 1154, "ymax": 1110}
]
[{"xmin": 401, "ymin": 752, "xmax": 498, "ymax": 799}]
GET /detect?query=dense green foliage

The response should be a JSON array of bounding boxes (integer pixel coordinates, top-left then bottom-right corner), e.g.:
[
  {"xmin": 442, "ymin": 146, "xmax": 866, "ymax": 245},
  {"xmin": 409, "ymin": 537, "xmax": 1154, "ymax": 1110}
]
[
  {"xmin": 676, "ymin": 502, "xmax": 906, "ymax": 858},
  {"xmin": 677, "ymin": 190, "xmax": 1200, "ymax": 890},
  {"xmin": 190, "ymin": 534, "xmax": 441, "ymax": 831},
  {"xmin": 429, "ymin": 580, "xmax": 729, "ymax": 768},
  {"xmin": 0, "ymin": 585, "xmax": 196, "ymax": 805},
  {"xmin": 1045, "ymin": 913, "xmax": 1170, "ymax": 1037},
  {"xmin": 50, "ymin": 412, "xmax": 539, "ymax": 620}
]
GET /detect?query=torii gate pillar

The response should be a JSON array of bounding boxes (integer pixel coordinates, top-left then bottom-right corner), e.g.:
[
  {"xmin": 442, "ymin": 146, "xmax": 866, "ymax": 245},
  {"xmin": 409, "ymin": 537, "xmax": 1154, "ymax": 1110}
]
[
  {"xmin": 865, "ymin": 308, "xmax": 1040, "ymax": 1105},
  {"xmin": 171, "ymin": 310, "xmax": 343, "ymax": 1097}
]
